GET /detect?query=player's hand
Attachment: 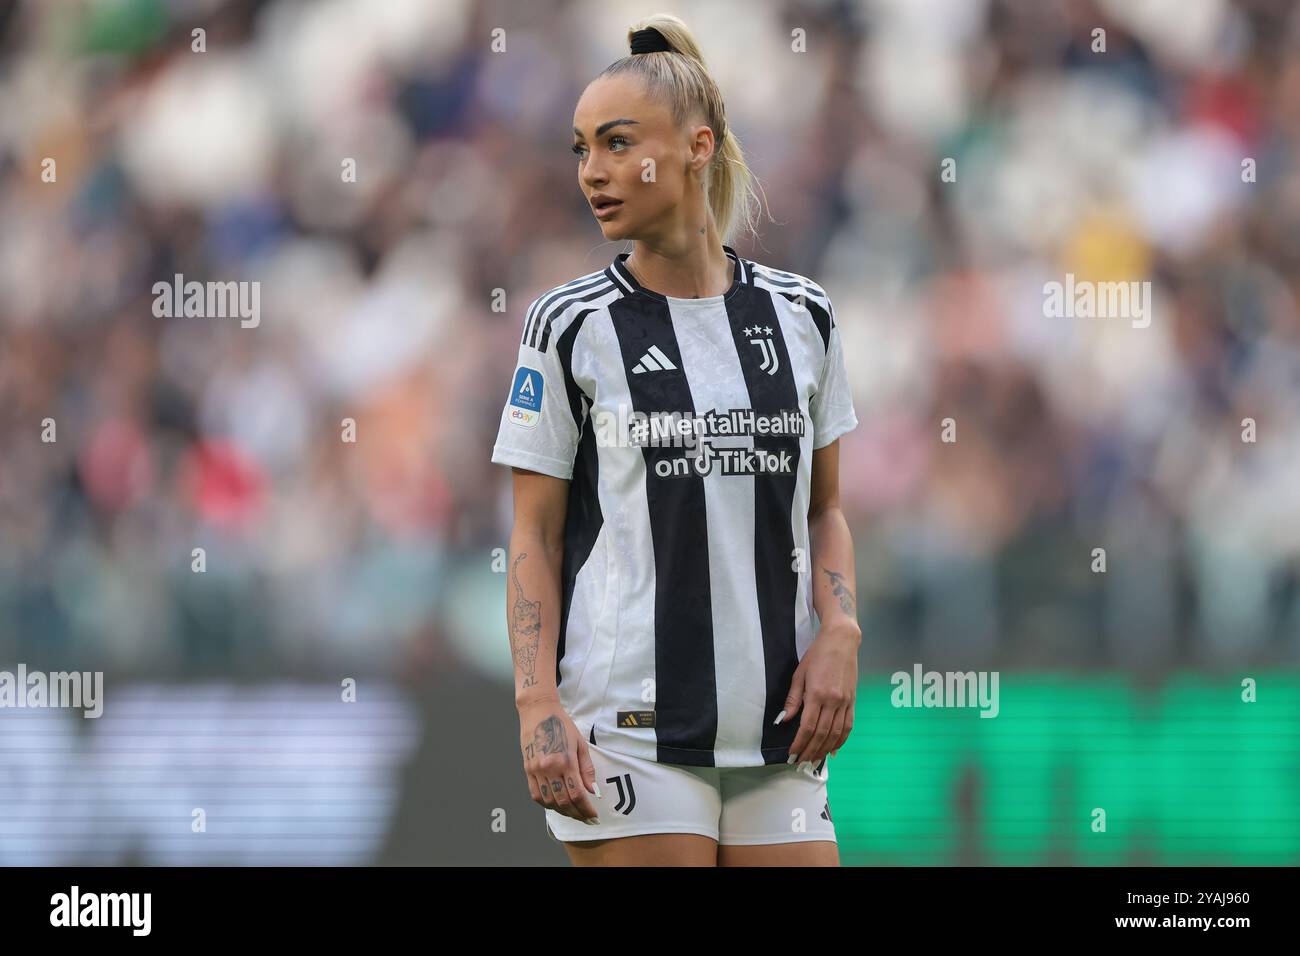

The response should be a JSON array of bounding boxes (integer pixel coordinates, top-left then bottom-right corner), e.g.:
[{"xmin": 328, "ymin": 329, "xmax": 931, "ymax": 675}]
[
  {"xmin": 780, "ymin": 619, "xmax": 859, "ymax": 767},
  {"xmin": 518, "ymin": 696, "xmax": 601, "ymax": 824}
]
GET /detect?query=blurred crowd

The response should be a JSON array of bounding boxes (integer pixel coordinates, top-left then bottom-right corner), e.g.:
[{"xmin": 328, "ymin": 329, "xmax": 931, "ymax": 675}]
[{"xmin": 1, "ymin": 0, "xmax": 1298, "ymax": 682}]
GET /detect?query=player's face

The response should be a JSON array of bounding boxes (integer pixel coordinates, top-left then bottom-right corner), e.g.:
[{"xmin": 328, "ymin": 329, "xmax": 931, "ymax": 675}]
[{"xmin": 572, "ymin": 74, "xmax": 691, "ymax": 241}]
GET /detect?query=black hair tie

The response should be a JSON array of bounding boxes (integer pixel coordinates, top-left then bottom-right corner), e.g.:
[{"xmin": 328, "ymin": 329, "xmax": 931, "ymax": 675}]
[{"xmin": 630, "ymin": 27, "xmax": 673, "ymax": 55}]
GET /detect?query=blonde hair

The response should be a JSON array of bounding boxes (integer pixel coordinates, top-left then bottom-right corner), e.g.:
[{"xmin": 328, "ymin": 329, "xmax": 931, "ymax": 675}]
[{"xmin": 596, "ymin": 13, "xmax": 770, "ymax": 246}]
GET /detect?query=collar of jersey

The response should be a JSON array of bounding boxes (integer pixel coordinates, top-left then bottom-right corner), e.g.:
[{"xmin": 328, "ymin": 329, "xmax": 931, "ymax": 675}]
[{"xmin": 608, "ymin": 244, "xmax": 747, "ymax": 304}]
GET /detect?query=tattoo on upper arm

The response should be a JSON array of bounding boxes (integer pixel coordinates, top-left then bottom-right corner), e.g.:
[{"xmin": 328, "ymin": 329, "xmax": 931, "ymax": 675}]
[
  {"xmin": 821, "ymin": 567, "xmax": 856, "ymax": 615},
  {"xmin": 510, "ymin": 552, "xmax": 541, "ymax": 688}
]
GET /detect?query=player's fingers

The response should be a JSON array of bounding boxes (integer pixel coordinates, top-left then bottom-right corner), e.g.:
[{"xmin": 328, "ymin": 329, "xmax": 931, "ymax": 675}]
[
  {"xmin": 533, "ymin": 771, "xmax": 558, "ymax": 810},
  {"xmin": 547, "ymin": 775, "xmax": 577, "ymax": 818},
  {"xmin": 534, "ymin": 752, "xmax": 566, "ymax": 809},
  {"xmin": 825, "ymin": 706, "xmax": 848, "ymax": 759},
  {"xmin": 778, "ymin": 665, "xmax": 806, "ymax": 726},
  {"xmin": 543, "ymin": 754, "xmax": 586, "ymax": 823},
  {"xmin": 788, "ymin": 699, "xmax": 821, "ymax": 763},
  {"xmin": 800, "ymin": 703, "xmax": 837, "ymax": 765},
  {"xmin": 562, "ymin": 762, "xmax": 600, "ymax": 824},
  {"xmin": 525, "ymin": 772, "xmax": 541, "ymax": 803},
  {"xmin": 842, "ymin": 700, "xmax": 855, "ymax": 752},
  {"xmin": 577, "ymin": 738, "xmax": 602, "ymax": 801}
]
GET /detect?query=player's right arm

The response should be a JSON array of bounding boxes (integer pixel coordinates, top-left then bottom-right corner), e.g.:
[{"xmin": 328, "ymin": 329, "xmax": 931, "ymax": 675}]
[
  {"xmin": 508, "ymin": 469, "xmax": 600, "ymax": 824},
  {"xmin": 491, "ymin": 291, "xmax": 600, "ymax": 823}
]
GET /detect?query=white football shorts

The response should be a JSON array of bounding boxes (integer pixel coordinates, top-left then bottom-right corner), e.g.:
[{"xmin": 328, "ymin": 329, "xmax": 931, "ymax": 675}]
[{"xmin": 544, "ymin": 741, "xmax": 837, "ymax": 845}]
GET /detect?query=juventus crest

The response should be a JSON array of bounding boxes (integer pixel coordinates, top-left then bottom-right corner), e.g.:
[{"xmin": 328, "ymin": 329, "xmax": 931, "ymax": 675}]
[{"xmin": 743, "ymin": 325, "xmax": 779, "ymax": 375}]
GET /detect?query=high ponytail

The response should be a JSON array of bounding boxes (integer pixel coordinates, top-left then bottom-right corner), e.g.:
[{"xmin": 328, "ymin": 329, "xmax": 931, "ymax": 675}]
[{"xmin": 597, "ymin": 13, "xmax": 770, "ymax": 246}]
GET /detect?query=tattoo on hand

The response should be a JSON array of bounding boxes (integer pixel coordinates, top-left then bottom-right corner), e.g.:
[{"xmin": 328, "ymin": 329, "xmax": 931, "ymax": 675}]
[
  {"xmin": 821, "ymin": 567, "xmax": 856, "ymax": 615},
  {"xmin": 510, "ymin": 552, "xmax": 541, "ymax": 688},
  {"xmin": 534, "ymin": 715, "xmax": 568, "ymax": 757}
]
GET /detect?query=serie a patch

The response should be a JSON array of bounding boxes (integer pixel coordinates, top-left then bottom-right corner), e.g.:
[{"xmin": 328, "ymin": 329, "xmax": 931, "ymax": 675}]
[
  {"xmin": 617, "ymin": 710, "xmax": 656, "ymax": 727},
  {"xmin": 508, "ymin": 366, "xmax": 544, "ymax": 428}
]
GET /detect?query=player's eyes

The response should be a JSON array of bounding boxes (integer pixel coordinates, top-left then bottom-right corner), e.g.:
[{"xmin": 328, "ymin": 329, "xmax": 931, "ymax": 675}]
[{"xmin": 571, "ymin": 135, "xmax": 630, "ymax": 158}]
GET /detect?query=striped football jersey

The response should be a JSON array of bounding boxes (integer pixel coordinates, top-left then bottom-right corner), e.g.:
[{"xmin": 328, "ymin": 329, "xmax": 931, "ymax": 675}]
[{"xmin": 492, "ymin": 244, "xmax": 857, "ymax": 767}]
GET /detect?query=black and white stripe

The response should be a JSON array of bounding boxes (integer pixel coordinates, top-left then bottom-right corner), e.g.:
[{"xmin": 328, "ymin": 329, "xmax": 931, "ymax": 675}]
[
  {"xmin": 522, "ymin": 269, "xmax": 612, "ymax": 352},
  {"xmin": 492, "ymin": 244, "xmax": 858, "ymax": 768}
]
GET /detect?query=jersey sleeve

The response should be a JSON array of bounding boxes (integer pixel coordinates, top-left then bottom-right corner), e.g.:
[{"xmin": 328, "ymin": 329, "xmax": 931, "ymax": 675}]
[
  {"xmin": 808, "ymin": 302, "xmax": 859, "ymax": 449},
  {"xmin": 490, "ymin": 298, "xmax": 583, "ymax": 480}
]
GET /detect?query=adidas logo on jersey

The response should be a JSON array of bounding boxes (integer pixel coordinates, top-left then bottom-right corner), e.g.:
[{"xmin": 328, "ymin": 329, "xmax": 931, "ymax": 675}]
[
  {"xmin": 631, "ymin": 344, "xmax": 677, "ymax": 374},
  {"xmin": 617, "ymin": 710, "xmax": 656, "ymax": 727}
]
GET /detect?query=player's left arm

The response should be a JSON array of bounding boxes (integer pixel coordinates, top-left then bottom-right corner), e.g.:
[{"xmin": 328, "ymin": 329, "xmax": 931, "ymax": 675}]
[
  {"xmin": 809, "ymin": 438, "xmax": 859, "ymax": 634},
  {"xmin": 782, "ymin": 438, "xmax": 860, "ymax": 766}
]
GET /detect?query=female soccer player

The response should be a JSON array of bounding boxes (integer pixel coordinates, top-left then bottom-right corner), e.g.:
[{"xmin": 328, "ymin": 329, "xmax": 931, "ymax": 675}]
[{"xmin": 491, "ymin": 13, "xmax": 861, "ymax": 866}]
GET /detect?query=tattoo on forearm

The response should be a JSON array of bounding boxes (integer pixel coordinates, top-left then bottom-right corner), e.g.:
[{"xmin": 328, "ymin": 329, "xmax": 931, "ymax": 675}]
[
  {"xmin": 510, "ymin": 552, "xmax": 541, "ymax": 688},
  {"xmin": 821, "ymin": 567, "xmax": 856, "ymax": 615}
]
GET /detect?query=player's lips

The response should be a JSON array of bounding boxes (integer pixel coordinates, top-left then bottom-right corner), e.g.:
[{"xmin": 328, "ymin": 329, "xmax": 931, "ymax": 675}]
[{"xmin": 591, "ymin": 194, "xmax": 623, "ymax": 218}]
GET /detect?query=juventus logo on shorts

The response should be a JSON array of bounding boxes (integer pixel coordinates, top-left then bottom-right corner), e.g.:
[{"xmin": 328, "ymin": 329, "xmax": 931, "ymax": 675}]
[
  {"xmin": 743, "ymin": 326, "xmax": 779, "ymax": 375},
  {"xmin": 604, "ymin": 773, "xmax": 638, "ymax": 815}
]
